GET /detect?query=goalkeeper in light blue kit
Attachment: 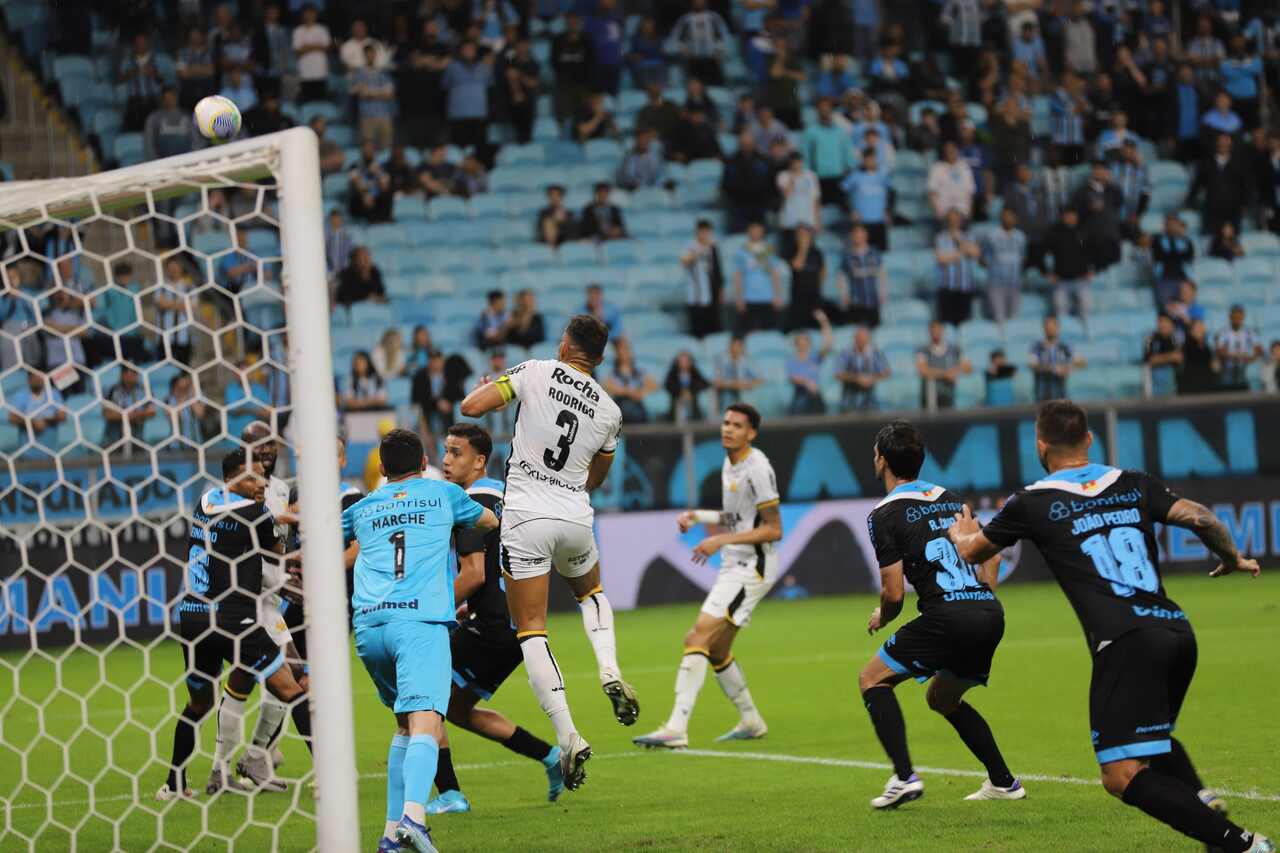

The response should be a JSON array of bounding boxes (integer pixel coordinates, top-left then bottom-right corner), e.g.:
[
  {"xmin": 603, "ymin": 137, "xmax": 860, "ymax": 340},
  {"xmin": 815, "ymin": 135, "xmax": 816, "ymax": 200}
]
[{"xmin": 342, "ymin": 429, "xmax": 500, "ymax": 853}]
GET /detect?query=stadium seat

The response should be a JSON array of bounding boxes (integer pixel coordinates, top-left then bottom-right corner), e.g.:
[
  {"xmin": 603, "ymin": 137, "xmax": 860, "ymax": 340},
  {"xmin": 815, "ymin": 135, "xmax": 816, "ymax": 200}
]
[
  {"xmin": 1240, "ymin": 232, "xmax": 1280, "ymax": 260},
  {"xmin": 394, "ymin": 196, "xmax": 430, "ymax": 221},
  {"xmin": 428, "ymin": 196, "xmax": 470, "ymax": 221},
  {"xmin": 558, "ymin": 241, "xmax": 601, "ymax": 267},
  {"xmin": 300, "ymin": 102, "xmax": 341, "ymax": 122},
  {"xmin": 1191, "ymin": 258, "xmax": 1233, "ymax": 288},
  {"xmin": 112, "ymin": 133, "xmax": 144, "ymax": 166},
  {"xmin": 584, "ymin": 139, "xmax": 623, "ymax": 164}
]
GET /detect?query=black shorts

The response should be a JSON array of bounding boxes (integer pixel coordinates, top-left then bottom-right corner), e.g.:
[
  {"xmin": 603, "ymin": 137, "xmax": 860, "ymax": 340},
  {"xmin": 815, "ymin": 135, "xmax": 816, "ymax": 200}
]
[
  {"xmin": 1089, "ymin": 627, "xmax": 1197, "ymax": 765},
  {"xmin": 450, "ymin": 618, "xmax": 523, "ymax": 701},
  {"xmin": 877, "ymin": 605, "xmax": 1005, "ymax": 686},
  {"xmin": 178, "ymin": 606, "xmax": 285, "ymax": 692}
]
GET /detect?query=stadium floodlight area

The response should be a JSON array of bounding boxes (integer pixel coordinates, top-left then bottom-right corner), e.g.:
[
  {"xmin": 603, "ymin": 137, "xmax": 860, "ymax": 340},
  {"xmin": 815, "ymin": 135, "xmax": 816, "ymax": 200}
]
[{"xmin": 0, "ymin": 128, "xmax": 358, "ymax": 852}]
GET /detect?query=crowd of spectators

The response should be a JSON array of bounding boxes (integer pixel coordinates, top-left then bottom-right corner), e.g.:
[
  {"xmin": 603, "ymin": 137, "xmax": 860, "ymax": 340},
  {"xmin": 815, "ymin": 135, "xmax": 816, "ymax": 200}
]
[{"xmin": 7, "ymin": 0, "xmax": 1280, "ymax": 457}]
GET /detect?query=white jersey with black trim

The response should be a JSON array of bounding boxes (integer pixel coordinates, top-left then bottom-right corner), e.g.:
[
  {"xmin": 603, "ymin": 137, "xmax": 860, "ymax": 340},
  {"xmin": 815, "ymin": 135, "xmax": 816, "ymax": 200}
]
[
  {"xmin": 719, "ymin": 447, "xmax": 781, "ymax": 567},
  {"xmin": 497, "ymin": 358, "xmax": 623, "ymax": 524},
  {"xmin": 262, "ymin": 474, "xmax": 291, "ymax": 592}
]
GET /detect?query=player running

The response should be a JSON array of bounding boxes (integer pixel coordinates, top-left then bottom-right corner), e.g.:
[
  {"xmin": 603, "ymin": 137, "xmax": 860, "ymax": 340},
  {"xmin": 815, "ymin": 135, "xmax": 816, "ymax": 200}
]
[
  {"xmin": 425, "ymin": 424, "xmax": 565, "ymax": 814},
  {"xmin": 949, "ymin": 400, "xmax": 1272, "ymax": 853},
  {"xmin": 857, "ymin": 420, "xmax": 1023, "ymax": 808},
  {"xmin": 633, "ymin": 403, "xmax": 783, "ymax": 748},
  {"xmin": 343, "ymin": 428, "xmax": 499, "ymax": 853},
  {"xmin": 460, "ymin": 314, "xmax": 640, "ymax": 792},
  {"xmin": 157, "ymin": 449, "xmax": 312, "ymax": 801}
]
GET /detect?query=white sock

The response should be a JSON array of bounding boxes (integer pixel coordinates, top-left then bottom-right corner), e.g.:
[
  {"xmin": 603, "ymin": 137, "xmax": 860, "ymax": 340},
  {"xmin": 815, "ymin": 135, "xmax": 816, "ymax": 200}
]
[
  {"xmin": 577, "ymin": 588, "xmax": 621, "ymax": 684},
  {"xmin": 215, "ymin": 689, "xmax": 248, "ymax": 772},
  {"xmin": 252, "ymin": 694, "xmax": 289, "ymax": 751},
  {"xmin": 715, "ymin": 659, "xmax": 761, "ymax": 723},
  {"xmin": 403, "ymin": 801, "xmax": 426, "ymax": 824},
  {"xmin": 519, "ymin": 634, "xmax": 578, "ymax": 747},
  {"xmin": 665, "ymin": 652, "xmax": 709, "ymax": 734}
]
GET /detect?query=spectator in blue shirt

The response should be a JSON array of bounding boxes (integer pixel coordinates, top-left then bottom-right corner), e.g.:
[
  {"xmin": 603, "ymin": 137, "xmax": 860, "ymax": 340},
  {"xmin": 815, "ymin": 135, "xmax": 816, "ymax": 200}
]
[
  {"xmin": 6, "ymin": 370, "xmax": 66, "ymax": 439},
  {"xmin": 92, "ymin": 262, "xmax": 151, "ymax": 363},
  {"xmin": 584, "ymin": 283, "xmax": 624, "ymax": 336},
  {"xmin": 1170, "ymin": 64, "xmax": 1204, "ymax": 161},
  {"xmin": 851, "ymin": 0, "xmax": 881, "ymax": 63},
  {"xmin": 442, "ymin": 41, "xmax": 495, "ymax": 160},
  {"xmin": 626, "ymin": 16, "xmax": 667, "ymax": 88},
  {"xmin": 815, "ymin": 54, "xmax": 859, "ymax": 101},
  {"xmin": 352, "ymin": 44, "xmax": 396, "ymax": 151},
  {"xmin": 785, "ymin": 313, "xmax": 833, "ymax": 415},
  {"xmin": 1220, "ymin": 35, "xmax": 1262, "ymax": 129},
  {"xmin": 1201, "ymin": 90, "xmax": 1243, "ymax": 138},
  {"xmin": 802, "ymin": 98, "xmax": 858, "ymax": 206},
  {"xmin": 732, "ymin": 222, "xmax": 784, "ymax": 334},
  {"xmin": 835, "ymin": 326, "xmax": 891, "ymax": 412},
  {"xmin": 934, "ymin": 209, "xmax": 982, "ymax": 326},
  {"xmin": 604, "ymin": 337, "xmax": 656, "ymax": 423},
  {"xmin": 218, "ymin": 67, "xmax": 259, "ymax": 113},
  {"xmin": 981, "ymin": 208, "xmax": 1028, "ymax": 328},
  {"xmin": 841, "ymin": 149, "xmax": 891, "ymax": 251},
  {"xmin": 585, "ymin": 0, "xmax": 625, "ymax": 94},
  {"xmin": 1011, "ymin": 21, "xmax": 1049, "ymax": 84},
  {"xmin": 474, "ymin": 290, "xmax": 509, "ymax": 349}
]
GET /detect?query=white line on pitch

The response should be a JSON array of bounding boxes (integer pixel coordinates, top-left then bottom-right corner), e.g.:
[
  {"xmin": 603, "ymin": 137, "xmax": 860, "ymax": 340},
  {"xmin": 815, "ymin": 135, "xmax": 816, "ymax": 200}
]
[{"xmin": 6, "ymin": 748, "xmax": 1279, "ymax": 815}]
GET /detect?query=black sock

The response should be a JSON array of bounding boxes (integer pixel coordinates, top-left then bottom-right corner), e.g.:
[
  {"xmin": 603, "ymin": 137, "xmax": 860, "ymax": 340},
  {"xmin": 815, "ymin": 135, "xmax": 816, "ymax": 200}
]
[
  {"xmin": 434, "ymin": 747, "xmax": 461, "ymax": 793},
  {"xmin": 502, "ymin": 726, "xmax": 554, "ymax": 763},
  {"xmin": 267, "ymin": 715, "xmax": 286, "ymax": 750},
  {"xmin": 862, "ymin": 686, "xmax": 913, "ymax": 780},
  {"xmin": 289, "ymin": 700, "xmax": 313, "ymax": 754},
  {"xmin": 944, "ymin": 702, "xmax": 1015, "ymax": 788},
  {"xmin": 1121, "ymin": 768, "xmax": 1253, "ymax": 852},
  {"xmin": 1149, "ymin": 738, "xmax": 1204, "ymax": 792},
  {"xmin": 166, "ymin": 705, "xmax": 202, "ymax": 791}
]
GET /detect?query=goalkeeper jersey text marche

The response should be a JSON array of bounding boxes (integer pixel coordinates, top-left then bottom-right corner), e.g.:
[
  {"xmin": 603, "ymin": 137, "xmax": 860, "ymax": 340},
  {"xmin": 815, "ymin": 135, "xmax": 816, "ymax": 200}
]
[
  {"xmin": 342, "ymin": 477, "xmax": 486, "ymax": 629},
  {"xmin": 498, "ymin": 359, "xmax": 623, "ymax": 524}
]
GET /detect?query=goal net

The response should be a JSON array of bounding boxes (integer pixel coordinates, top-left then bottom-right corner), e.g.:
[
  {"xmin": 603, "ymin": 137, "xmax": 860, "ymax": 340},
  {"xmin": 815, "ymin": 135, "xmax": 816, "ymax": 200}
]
[{"xmin": 0, "ymin": 128, "xmax": 358, "ymax": 852}]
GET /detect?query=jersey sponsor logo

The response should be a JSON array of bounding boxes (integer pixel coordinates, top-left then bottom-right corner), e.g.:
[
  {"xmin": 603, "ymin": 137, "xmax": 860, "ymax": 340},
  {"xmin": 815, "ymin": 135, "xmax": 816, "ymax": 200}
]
[
  {"xmin": 357, "ymin": 598, "xmax": 421, "ymax": 615},
  {"xmin": 356, "ymin": 497, "xmax": 441, "ymax": 519},
  {"xmin": 1134, "ymin": 723, "xmax": 1172, "ymax": 734},
  {"xmin": 1132, "ymin": 604, "xmax": 1187, "ymax": 621},
  {"xmin": 1069, "ymin": 508, "xmax": 1141, "ymax": 536},
  {"xmin": 1045, "ymin": 488, "xmax": 1142, "ymax": 519},
  {"xmin": 903, "ymin": 500, "xmax": 965, "ymax": 523},
  {"xmin": 942, "ymin": 589, "xmax": 996, "ymax": 602},
  {"xmin": 566, "ymin": 550, "xmax": 592, "ymax": 568},
  {"xmin": 515, "ymin": 458, "xmax": 586, "ymax": 492},
  {"xmin": 550, "ymin": 366, "xmax": 602, "ymax": 403}
]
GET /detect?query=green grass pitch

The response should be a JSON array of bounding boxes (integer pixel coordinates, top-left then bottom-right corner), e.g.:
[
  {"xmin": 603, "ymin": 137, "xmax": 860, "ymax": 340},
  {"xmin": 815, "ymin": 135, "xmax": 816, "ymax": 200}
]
[{"xmin": 3, "ymin": 573, "xmax": 1277, "ymax": 851}]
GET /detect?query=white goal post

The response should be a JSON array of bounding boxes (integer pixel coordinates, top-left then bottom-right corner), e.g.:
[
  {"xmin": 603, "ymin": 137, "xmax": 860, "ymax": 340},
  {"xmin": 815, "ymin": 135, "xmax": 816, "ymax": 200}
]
[{"xmin": 0, "ymin": 127, "xmax": 358, "ymax": 851}]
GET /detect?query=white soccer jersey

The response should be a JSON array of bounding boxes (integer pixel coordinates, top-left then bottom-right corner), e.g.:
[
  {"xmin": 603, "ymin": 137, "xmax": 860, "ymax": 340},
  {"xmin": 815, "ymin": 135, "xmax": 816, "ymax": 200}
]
[
  {"xmin": 498, "ymin": 359, "xmax": 622, "ymax": 523},
  {"xmin": 719, "ymin": 447, "xmax": 781, "ymax": 567},
  {"xmin": 262, "ymin": 474, "xmax": 291, "ymax": 591}
]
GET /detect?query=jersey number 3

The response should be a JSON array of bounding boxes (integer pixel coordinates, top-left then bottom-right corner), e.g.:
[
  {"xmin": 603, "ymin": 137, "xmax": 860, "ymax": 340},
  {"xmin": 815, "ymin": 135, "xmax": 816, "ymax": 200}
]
[
  {"xmin": 925, "ymin": 537, "xmax": 982, "ymax": 592},
  {"xmin": 543, "ymin": 409, "xmax": 579, "ymax": 472}
]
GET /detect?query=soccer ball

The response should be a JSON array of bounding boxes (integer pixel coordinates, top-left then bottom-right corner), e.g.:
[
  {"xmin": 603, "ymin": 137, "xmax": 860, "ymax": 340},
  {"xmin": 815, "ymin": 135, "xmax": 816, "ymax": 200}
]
[{"xmin": 193, "ymin": 96, "xmax": 242, "ymax": 143}]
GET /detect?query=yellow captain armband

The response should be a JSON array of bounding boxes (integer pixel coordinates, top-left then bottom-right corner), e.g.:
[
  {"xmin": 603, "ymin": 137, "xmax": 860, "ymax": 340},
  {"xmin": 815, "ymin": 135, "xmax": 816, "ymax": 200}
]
[
  {"xmin": 756, "ymin": 499, "xmax": 781, "ymax": 510},
  {"xmin": 495, "ymin": 374, "xmax": 515, "ymax": 403}
]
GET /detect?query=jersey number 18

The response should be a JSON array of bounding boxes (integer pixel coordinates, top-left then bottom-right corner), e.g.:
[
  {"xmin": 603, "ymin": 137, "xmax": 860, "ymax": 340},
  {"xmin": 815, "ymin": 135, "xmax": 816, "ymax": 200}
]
[{"xmin": 1079, "ymin": 526, "xmax": 1157, "ymax": 597}]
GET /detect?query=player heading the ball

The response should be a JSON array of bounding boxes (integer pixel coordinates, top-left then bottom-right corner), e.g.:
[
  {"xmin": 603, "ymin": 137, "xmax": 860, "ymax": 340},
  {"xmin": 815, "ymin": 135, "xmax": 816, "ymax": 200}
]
[{"xmin": 461, "ymin": 314, "xmax": 640, "ymax": 793}]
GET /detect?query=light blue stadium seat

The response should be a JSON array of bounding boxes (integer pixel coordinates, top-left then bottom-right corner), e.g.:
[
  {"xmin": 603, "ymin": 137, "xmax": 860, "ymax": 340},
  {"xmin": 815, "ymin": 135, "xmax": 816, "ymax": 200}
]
[
  {"xmin": 1240, "ymin": 232, "xmax": 1280, "ymax": 260},
  {"xmin": 53, "ymin": 54, "xmax": 94, "ymax": 82},
  {"xmin": 747, "ymin": 330, "xmax": 788, "ymax": 358},
  {"xmin": 1191, "ymin": 257, "xmax": 1233, "ymax": 288},
  {"xmin": 1198, "ymin": 285, "xmax": 1231, "ymax": 308},
  {"xmin": 584, "ymin": 138, "xmax": 623, "ymax": 164},
  {"xmin": 497, "ymin": 143, "xmax": 545, "ymax": 166},
  {"xmin": 468, "ymin": 194, "xmax": 511, "ymax": 221},
  {"xmin": 428, "ymin": 196, "xmax": 470, "ymax": 221},
  {"xmin": 394, "ymin": 195, "xmax": 429, "ymax": 221},
  {"xmin": 676, "ymin": 180, "xmax": 720, "ymax": 209},
  {"xmin": 628, "ymin": 186, "xmax": 673, "ymax": 211},
  {"xmin": 960, "ymin": 320, "xmax": 1003, "ymax": 348},
  {"xmin": 300, "ymin": 102, "xmax": 341, "ymax": 122},
  {"xmin": 1076, "ymin": 339, "xmax": 1123, "ymax": 364},
  {"xmin": 686, "ymin": 159, "xmax": 723, "ymax": 183},
  {"xmin": 322, "ymin": 172, "xmax": 349, "ymax": 199},
  {"xmin": 506, "ymin": 244, "xmax": 558, "ymax": 270},
  {"xmin": 1095, "ymin": 289, "xmax": 1143, "ymax": 313},
  {"xmin": 386, "ymin": 377, "xmax": 412, "ymax": 407},
  {"xmin": 190, "ymin": 230, "xmax": 233, "ymax": 256},
  {"xmin": 555, "ymin": 241, "xmax": 598, "ymax": 267},
  {"xmin": 1234, "ymin": 257, "xmax": 1276, "ymax": 293},
  {"xmin": 113, "ymin": 133, "xmax": 144, "ymax": 165},
  {"xmin": 1149, "ymin": 160, "xmax": 1189, "ymax": 188},
  {"xmin": 627, "ymin": 312, "xmax": 682, "ymax": 338}
]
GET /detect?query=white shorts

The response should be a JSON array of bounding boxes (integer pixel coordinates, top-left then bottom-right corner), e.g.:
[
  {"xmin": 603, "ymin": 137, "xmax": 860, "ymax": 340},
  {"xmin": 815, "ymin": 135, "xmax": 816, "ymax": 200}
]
[
  {"xmin": 700, "ymin": 554, "xmax": 782, "ymax": 628},
  {"xmin": 500, "ymin": 511, "xmax": 599, "ymax": 582},
  {"xmin": 259, "ymin": 591, "xmax": 292, "ymax": 648}
]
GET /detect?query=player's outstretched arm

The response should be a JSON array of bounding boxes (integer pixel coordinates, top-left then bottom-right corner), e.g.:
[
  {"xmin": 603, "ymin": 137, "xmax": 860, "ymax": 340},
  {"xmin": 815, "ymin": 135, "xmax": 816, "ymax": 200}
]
[
  {"xmin": 677, "ymin": 509, "xmax": 724, "ymax": 533},
  {"xmin": 454, "ymin": 551, "xmax": 486, "ymax": 603},
  {"xmin": 948, "ymin": 505, "xmax": 1002, "ymax": 564},
  {"xmin": 460, "ymin": 376, "xmax": 510, "ymax": 417},
  {"xmin": 1164, "ymin": 498, "xmax": 1261, "ymax": 578}
]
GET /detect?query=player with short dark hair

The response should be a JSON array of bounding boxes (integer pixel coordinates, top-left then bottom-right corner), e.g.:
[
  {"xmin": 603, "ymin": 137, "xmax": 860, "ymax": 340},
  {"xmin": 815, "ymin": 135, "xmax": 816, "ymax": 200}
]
[
  {"xmin": 460, "ymin": 314, "xmax": 638, "ymax": 793},
  {"xmin": 424, "ymin": 423, "xmax": 565, "ymax": 814},
  {"xmin": 949, "ymin": 400, "xmax": 1272, "ymax": 853},
  {"xmin": 857, "ymin": 420, "xmax": 1023, "ymax": 808},
  {"xmin": 157, "ymin": 449, "xmax": 313, "ymax": 802},
  {"xmin": 633, "ymin": 402, "xmax": 784, "ymax": 748},
  {"xmin": 344, "ymin": 427, "xmax": 500, "ymax": 852}
]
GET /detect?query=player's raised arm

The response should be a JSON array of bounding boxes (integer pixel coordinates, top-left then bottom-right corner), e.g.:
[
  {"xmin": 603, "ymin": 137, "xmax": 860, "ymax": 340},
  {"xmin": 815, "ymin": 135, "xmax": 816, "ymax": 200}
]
[
  {"xmin": 459, "ymin": 376, "xmax": 511, "ymax": 417},
  {"xmin": 1163, "ymin": 498, "xmax": 1261, "ymax": 578},
  {"xmin": 948, "ymin": 505, "xmax": 1003, "ymax": 564}
]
